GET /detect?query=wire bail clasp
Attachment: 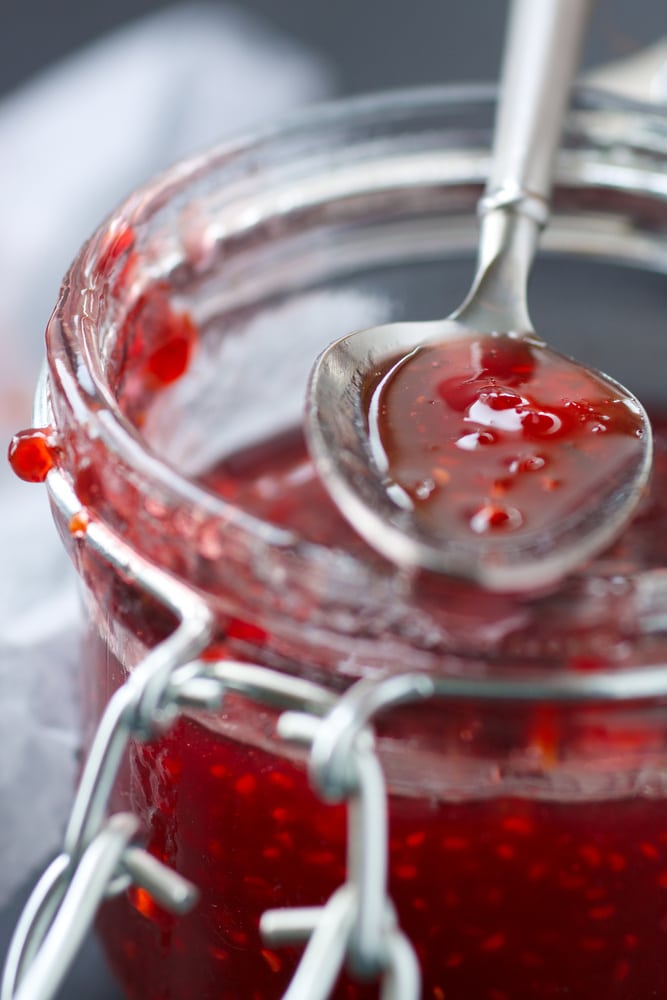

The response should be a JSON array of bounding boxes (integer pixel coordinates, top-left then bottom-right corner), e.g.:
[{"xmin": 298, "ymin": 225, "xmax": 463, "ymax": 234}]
[{"xmin": 261, "ymin": 676, "xmax": 430, "ymax": 1000}]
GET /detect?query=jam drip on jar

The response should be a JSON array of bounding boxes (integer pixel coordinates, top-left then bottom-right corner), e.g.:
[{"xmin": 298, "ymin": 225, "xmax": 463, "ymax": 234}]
[
  {"xmin": 7, "ymin": 427, "xmax": 59, "ymax": 483},
  {"xmin": 111, "ymin": 283, "xmax": 198, "ymax": 426},
  {"xmin": 366, "ymin": 334, "xmax": 645, "ymax": 540}
]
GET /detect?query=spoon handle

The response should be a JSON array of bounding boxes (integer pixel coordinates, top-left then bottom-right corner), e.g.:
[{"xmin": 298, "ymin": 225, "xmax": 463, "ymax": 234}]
[
  {"xmin": 485, "ymin": 0, "xmax": 592, "ymax": 217},
  {"xmin": 456, "ymin": 0, "xmax": 592, "ymax": 332}
]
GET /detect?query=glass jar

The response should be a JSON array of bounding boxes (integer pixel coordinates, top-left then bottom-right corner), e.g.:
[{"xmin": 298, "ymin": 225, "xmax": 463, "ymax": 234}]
[{"xmin": 38, "ymin": 85, "xmax": 667, "ymax": 1000}]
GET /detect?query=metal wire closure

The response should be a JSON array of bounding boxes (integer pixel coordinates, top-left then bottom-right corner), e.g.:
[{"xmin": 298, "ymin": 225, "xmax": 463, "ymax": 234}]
[
  {"xmin": 1, "ymin": 452, "xmax": 421, "ymax": 1000},
  {"xmin": 261, "ymin": 697, "xmax": 421, "ymax": 1000},
  {"xmin": 1, "ymin": 468, "xmax": 216, "ymax": 1000},
  {"xmin": 2, "ymin": 436, "xmax": 421, "ymax": 999}
]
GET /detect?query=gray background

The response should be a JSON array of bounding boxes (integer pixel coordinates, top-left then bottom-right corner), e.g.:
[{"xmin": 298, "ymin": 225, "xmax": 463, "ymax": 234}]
[
  {"xmin": 2, "ymin": 0, "xmax": 666, "ymax": 99},
  {"xmin": 1, "ymin": 1, "xmax": 665, "ymax": 997}
]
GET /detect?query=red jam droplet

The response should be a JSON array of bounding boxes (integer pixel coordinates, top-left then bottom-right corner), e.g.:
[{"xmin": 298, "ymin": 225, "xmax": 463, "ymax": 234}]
[
  {"xmin": 7, "ymin": 427, "xmax": 58, "ymax": 483},
  {"xmin": 368, "ymin": 334, "xmax": 644, "ymax": 541},
  {"xmin": 68, "ymin": 509, "xmax": 90, "ymax": 538}
]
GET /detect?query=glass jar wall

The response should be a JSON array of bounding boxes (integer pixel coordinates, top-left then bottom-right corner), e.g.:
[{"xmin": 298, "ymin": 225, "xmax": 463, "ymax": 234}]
[{"xmin": 43, "ymin": 86, "xmax": 667, "ymax": 999}]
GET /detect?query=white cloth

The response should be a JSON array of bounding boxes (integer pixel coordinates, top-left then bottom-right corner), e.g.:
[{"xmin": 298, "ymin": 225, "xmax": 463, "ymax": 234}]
[{"xmin": 0, "ymin": 3, "xmax": 332, "ymax": 907}]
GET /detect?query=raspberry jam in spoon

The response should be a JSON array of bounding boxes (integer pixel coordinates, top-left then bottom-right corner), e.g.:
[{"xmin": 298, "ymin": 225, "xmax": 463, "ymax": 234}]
[
  {"xmin": 305, "ymin": 0, "xmax": 652, "ymax": 591},
  {"xmin": 364, "ymin": 331, "xmax": 647, "ymax": 574}
]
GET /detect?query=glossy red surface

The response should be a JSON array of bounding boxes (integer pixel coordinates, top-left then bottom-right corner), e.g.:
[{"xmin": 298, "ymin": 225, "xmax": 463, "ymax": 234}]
[
  {"xmin": 98, "ymin": 710, "xmax": 667, "ymax": 1000},
  {"xmin": 368, "ymin": 334, "xmax": 645, "ymax": 539},
  {"xmin": 7, "ymin": 427, "xmax": 58, "ymax": 483}
]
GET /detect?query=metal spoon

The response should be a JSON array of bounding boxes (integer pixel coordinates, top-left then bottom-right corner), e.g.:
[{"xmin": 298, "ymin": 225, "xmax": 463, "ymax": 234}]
[{"xmin": 305, "ymin": 0, "xmax": 652, "ymax": 593}]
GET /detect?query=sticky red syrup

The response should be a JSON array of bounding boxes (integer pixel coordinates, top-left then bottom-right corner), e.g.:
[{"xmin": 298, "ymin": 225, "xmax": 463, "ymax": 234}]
[{"xmin": 367, "ymin": 333, "xmax": 645, "ymax": 540}]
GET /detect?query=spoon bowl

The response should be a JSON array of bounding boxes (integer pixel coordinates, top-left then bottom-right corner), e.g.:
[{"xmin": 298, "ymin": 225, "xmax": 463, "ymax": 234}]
[
  {"xmin": 305, "ymin": 0, "xmax": 653, "ymax": 592},
  {"xmin": 306, "ymin": 315, "xmax": 651, "ymax": 592}
]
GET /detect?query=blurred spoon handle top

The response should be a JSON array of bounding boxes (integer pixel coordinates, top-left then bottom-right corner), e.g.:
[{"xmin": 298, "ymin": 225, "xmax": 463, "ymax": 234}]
[
  {"xmin": 487, "ymin": 0, "xmax": 593, "ymax": 209},
  {"xmin": 584, "ymin": 37, "xmax": 667, "ymax": 105},
  {"xmin": 456, "ymin": 0, "xmax": 593, "ymax": 334}
]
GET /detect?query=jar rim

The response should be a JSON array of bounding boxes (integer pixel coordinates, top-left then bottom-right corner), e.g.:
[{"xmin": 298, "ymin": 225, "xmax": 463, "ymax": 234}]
[
  {"xmin": 42, "ymin": 81, "xmax": 667, "ymax": 684},
  {"xmin": 45, "ymin": 80, "xmax": 667, "ymax": 531},
  {"xmin": 45, "ymin": 83, "xmax": 528, "ymax": 557}
]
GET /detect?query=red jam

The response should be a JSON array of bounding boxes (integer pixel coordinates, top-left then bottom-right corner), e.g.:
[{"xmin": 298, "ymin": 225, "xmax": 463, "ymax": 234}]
[
  {"xmin": 367, "ymin": 334, "xmax": 645, "ymax": 539},
  {"xmin": 99, "ymin": 728, "xmax": 667, "ymax": 1000},
  {"xmin": 7, "ymin": 427, "xmax": 58, "ymax": 483},
  {"xmin": 89, "ymin": 410, "xmax": 667, "ymax": 1000}
]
